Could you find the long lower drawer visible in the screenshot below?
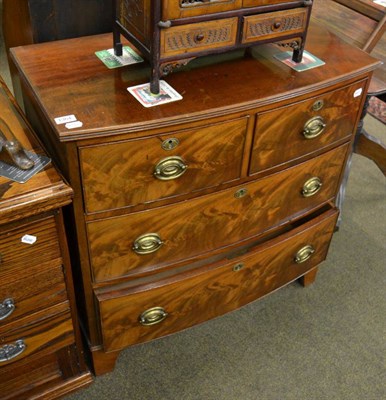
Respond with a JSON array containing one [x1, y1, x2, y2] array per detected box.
[[96, 207, 338, 352]]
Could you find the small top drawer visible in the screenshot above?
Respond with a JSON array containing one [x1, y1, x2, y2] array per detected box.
[[160, 17, 238, 57], [249, 80, 367, 175], [0, 216, 61, 276], [241, 8, 308, 44], [162, 0, 242, 20], [80, 118, 248, 213]]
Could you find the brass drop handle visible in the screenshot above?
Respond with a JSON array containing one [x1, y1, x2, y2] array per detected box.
[[139, 307, 168, 326], [133, 233, 163, 255], [294, 245, 315, 264], [302, 116, 326, 139], [0, 340, 26, 363], [0, 298, 15, 321], [301, 177, 322, 197], [154, 156, 187, 181]]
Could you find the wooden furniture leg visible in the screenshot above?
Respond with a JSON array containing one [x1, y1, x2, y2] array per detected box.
[[299, 267, 319, 287], [91, 348, 120, 376]]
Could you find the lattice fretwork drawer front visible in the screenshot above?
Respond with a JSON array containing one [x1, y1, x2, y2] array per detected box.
[[242, 8, 308, 43], [161, 18, 238, 57]]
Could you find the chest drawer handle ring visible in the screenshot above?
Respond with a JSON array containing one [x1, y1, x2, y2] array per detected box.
[[294, 245, 315, 264], [139, 307, 168, 326], [0, 298, 15, 321], [0, 340, 26, 363], [301, 177, 322, 197], [133, 233, 164, 255], [154, 156, 187, 180], [303, 116, 326, 139]]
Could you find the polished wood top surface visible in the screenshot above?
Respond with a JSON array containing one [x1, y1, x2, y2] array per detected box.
[[0, 78, 72, 223], [10, 23, 379, 142]]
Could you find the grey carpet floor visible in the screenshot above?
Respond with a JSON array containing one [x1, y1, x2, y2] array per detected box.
[[1, 4, 385, 398]]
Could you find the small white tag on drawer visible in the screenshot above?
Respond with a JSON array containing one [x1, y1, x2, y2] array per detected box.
[[21, 234, 37, 245], [65, 121, 83, 129], [54, 114, 77, 125], [354, 88, 363, 98]]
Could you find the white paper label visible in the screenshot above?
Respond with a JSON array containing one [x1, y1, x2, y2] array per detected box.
[[354, 88, 363, 98], [54, 114, 77, 125], [21, 234, 37, 245], [65, 121, 83, 129]]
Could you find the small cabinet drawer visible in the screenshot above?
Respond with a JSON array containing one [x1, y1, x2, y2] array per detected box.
[[96, 207, 338, 351], [242, 8, 308, 44], [0, 216, 61, 276], [249, 80, 367, 175], [0, 263, 67, 326], [80, 118, 248, 213], [243, 0, 295, 6], [87, 143, 348, 283], [160, 17, 238, 57], [0, 311, 74, 367], [162, 0, 242, 20]]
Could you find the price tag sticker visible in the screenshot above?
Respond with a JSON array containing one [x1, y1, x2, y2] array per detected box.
[[65, 121, 83, 129], [54, 115, 77, 125], [21, 234, 37, 245]]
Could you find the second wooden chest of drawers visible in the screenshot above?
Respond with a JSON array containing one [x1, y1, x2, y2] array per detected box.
[[0, 78, 92, 399]]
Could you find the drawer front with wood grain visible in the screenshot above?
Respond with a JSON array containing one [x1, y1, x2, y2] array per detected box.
[[249, 80, 367, 175], [96, 208, 338, 351], [0, 351, 63, 398], [80, 118, 248, 213], [161, 18, 238, 57], [162, 0, 242, 20], [0, 312, 74, 367], [242, 8, 308, 44], [0, 216, 61, 276], [87, 143, 348, 283], [0, 262, 67, 326]]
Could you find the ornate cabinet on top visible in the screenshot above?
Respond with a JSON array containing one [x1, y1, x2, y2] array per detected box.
[[113, 0, 313, 93]]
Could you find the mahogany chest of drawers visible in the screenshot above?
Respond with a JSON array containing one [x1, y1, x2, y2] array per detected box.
[[10, 23, 378, 375], [113, 0, 313, 93], [0, 79, 92, 398]]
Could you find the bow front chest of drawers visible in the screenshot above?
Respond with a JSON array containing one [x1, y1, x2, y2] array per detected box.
[[10, 23, 378, 375], [0, 79, 92, 398]]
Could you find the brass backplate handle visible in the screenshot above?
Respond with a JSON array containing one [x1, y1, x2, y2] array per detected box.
[[139, 307, 168, 326], [132, 233, 164, 255], [154, 156, 187, 181], [301, 177, 322, 197], [0, 340, 26, 363], [302, 116, 326, 139], [294, 245, 315, 264], [0, 298, 15, 321]]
